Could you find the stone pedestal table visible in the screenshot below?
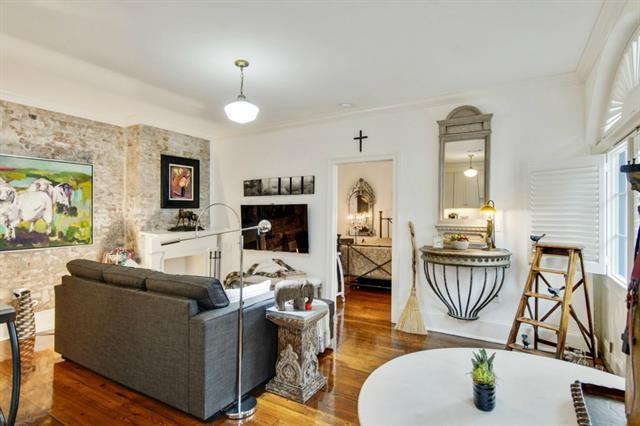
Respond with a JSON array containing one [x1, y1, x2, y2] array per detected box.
[[265, 302, 328, 402]]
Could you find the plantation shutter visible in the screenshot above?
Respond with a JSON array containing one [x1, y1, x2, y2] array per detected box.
[[529, 155, 606, 274]]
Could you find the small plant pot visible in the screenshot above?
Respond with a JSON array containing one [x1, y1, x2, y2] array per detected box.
[[451, 240, 469, 250], [473, 382, 496, 412]]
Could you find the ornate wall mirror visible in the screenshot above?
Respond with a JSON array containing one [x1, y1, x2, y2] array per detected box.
[[438, 106, 492, 222], [348, 178, 376, 236]]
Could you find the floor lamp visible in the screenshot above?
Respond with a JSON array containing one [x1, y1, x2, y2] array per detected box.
[[161, 202, 271, 419]]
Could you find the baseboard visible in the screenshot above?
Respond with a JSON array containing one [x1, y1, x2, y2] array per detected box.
[[0, 308, 55, 341], [423, 312, 589, 350]]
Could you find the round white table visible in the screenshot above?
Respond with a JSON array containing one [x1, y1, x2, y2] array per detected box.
[[358, 348, 624, 425]]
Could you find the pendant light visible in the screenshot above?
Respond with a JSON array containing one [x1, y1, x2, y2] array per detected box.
[[464, 154, 478, 178], [225, 59, 259, 124]]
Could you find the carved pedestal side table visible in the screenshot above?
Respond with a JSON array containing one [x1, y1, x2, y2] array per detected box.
[[0, 303, 20, 426], [265, 302, 328, 403]]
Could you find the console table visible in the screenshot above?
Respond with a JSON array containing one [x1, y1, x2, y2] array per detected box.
[[421, 246, 511, 320], [0, 304, 20, 426], [339, 239, 392, 289], [265, 302, 328, 403]]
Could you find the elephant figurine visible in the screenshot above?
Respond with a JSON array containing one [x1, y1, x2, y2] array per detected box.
[[274, 280, 315, 311]]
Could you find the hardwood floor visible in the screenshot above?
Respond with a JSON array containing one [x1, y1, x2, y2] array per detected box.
[[0, 288, 501, 425]]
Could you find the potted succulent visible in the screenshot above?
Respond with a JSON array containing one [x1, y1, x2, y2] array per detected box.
[[471, 349, 497, 411], [449, 233, 470, 250]]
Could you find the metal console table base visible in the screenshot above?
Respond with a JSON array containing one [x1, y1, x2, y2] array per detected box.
[[420, 246, 511, 321]]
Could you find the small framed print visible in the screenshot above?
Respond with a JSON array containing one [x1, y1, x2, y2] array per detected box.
[[291, 176, 302, 195], [302, 176, 315, 194], [161, 154, 200, 208], [280, 177, 292, 195]]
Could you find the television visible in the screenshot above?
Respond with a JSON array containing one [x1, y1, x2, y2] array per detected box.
[[241, 204, 309, 253]]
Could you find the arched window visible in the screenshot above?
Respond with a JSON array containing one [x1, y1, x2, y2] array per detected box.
[[603, 26, 639, 137]]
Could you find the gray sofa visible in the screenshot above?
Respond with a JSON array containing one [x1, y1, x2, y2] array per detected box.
[[55, 259, 278, 420]]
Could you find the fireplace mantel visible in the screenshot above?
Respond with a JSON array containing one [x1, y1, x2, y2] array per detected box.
[[139, 230, 219, 274]]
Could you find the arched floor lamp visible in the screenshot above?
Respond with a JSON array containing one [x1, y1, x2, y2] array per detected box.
[[162, 203, 271, 419]]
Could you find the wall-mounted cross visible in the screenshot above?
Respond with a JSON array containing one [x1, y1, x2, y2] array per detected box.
[[353, 130, 368, 152]]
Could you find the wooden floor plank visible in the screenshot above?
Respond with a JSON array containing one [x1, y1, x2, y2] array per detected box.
[[0, 287, 502, 425]]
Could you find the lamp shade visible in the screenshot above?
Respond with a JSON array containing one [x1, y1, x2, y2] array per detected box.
[[480, 200, 496, 218], [224, 98, 259, 124], [464, 168, 478, 178], [464, 154, 478, 178], [257, 219, 272, 234]]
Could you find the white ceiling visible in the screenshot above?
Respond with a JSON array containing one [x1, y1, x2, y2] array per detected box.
[[0, 1, 603, 132]]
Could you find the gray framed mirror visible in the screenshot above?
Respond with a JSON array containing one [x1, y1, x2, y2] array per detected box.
[[438, 106, 492, 222], [347, 178, 376, 236]]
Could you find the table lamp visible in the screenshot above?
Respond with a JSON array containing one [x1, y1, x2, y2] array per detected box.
[[480, 200, 496, 249]]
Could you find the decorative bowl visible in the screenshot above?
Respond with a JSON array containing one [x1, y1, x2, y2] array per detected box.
[[451, 240, 469, 250]]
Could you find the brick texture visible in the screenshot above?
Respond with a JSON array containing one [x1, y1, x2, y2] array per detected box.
[[0, 101, 210, 312]]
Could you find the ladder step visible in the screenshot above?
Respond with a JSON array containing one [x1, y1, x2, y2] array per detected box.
[[506, 343, 556, 358], [524, 291, 561, 302], [532, 266, 567, 275], [537, 337, 558, 348], [517, 317, 560, 332]]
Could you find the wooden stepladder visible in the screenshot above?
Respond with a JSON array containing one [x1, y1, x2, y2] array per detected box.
[[506, 243, 596, 365]]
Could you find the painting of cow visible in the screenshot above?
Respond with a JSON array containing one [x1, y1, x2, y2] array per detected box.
[[0, 154, 92, 251]]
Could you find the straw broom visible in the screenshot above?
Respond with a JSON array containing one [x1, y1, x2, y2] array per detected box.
[[395, 221, 428, 335]]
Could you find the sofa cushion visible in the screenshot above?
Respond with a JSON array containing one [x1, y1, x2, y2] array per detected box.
[[103, 265, 154, 290], [145, 273, 229, 310], [66, 259, 111, 282]]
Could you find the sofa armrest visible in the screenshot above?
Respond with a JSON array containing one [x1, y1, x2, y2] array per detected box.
[[188, 292, 277, 419]]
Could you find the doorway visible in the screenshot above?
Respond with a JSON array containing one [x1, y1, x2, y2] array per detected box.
[[329, 157, 396, 318]]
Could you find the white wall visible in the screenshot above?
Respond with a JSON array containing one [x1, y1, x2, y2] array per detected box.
[[212, 74, 590, 344], [337, 160, 393, 240]]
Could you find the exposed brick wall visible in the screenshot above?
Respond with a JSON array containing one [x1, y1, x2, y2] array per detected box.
[[125, 124, 210, 253], [0, 101, 210, 312]]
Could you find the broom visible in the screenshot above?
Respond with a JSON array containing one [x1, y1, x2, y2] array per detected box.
[[395, 221, 428, 335]]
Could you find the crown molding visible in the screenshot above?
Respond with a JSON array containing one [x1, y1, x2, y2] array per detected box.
[[215, 72, 582, 142], [0, 89, 129, 128], [576, 0, 629, 80]]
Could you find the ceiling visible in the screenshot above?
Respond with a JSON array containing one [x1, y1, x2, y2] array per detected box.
[[0, 1, 603, 132]]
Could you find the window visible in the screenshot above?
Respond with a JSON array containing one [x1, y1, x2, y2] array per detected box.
[[529, 156, 606, 274], [606, 140, 631, 284], [603, 27, 639, 137]]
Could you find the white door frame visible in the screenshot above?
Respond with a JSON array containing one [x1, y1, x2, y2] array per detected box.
[[325, 153, 398, 320]]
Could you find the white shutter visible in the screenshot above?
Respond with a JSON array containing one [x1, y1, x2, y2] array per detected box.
[[529, 155, 606, 274]]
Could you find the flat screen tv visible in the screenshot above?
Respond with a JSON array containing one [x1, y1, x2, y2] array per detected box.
[[241, 204, 309, 253]]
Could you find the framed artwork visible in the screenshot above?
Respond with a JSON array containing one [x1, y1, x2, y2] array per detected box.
[[161, 154, 200, 208], [0, 154, 93, 252], [243, 175, 315, 196], [291, 177, 302, 195], [302, 176, 315, 194]]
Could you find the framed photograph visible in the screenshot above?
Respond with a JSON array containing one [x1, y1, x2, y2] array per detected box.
[[244, 179, 262, 197], [0, 154, 93, 252], [280, 177, 292, 195], [291, 176, 302, 195], [161, 154, 200, 208], [302, 176, 315, 194], [268, 177, 280, 195]]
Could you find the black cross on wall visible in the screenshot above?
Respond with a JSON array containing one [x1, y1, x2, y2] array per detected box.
[[353, 130, 368, 152]]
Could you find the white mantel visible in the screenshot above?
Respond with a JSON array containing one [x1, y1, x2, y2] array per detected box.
[[139, 230, 219, 275]]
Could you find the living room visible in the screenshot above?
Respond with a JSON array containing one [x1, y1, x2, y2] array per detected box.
[[0, 1, 639, 425]]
